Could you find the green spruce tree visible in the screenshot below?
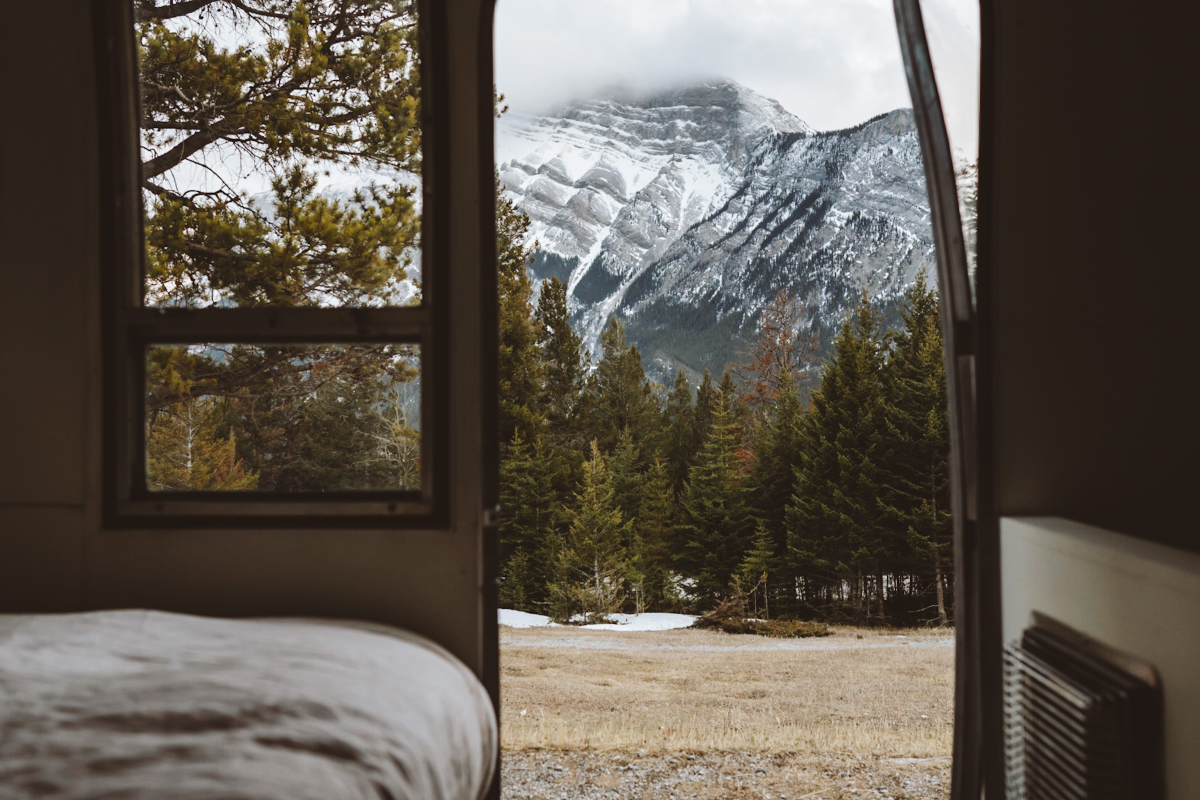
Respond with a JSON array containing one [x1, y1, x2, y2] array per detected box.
[[497, 184, 544, 448], [881, 271, 952, 624], [661, 370, 698, 494], [553, 441, 631, 622], [634, 456, 677, 612], [587, 318, 660, 454], [692, 369, 717, 456], [535, 276, 589, 440], [740, 522, 775, 619], [499, 433, 560, 612], [786, 291, 889, 623], [609, 428, 643, 535], [748, 371, 805, 615], [677, 404, 755, 608]]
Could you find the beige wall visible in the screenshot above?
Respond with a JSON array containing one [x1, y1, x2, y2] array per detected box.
[[1001, 518, 1200, 799], [0, 0, 495, 677]]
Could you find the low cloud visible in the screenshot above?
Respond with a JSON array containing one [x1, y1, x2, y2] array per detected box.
[[495, 0, 977, 152]]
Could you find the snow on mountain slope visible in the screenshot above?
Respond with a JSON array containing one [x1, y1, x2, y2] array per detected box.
[[496, 81, 934, 383]]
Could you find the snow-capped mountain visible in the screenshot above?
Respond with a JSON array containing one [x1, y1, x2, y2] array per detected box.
[[497, 80, 936, 384]]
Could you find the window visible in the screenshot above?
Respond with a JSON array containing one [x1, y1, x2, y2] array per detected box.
[[98, 0, 448, 526]]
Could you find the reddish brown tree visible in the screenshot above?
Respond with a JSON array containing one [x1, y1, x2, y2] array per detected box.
[[734, 289, 818, 414]]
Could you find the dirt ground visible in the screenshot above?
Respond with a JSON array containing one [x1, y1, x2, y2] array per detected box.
[[501, 750, 951, 800], [499, 624, 954, 799]]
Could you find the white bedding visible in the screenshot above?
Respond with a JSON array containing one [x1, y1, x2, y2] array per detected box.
[[0, 610, 496, 800]]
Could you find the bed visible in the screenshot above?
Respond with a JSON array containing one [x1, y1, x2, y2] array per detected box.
[[0, 610, 496, 800]]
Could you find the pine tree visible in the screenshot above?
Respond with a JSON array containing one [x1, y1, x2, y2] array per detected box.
[[661, 370, 698, 494], [139, 1, 420, 309], [609, 428, 643, 534], [717, 369, 752, 477], [691, 368, 717, 458], [786, 291, 889, 623], [634, 457, 677, 611], [740, 522, 775, 619], [677, 404, 755, 608], [880, 271, 952, 624], [496, 183, 544, 447], [535, 276, 588, 439], [587, 318, 660, 454], [140, 1, 424, 415], [748, 371, 805, 615], [498, 433, 560, 612], [553, 441, 631, 622]]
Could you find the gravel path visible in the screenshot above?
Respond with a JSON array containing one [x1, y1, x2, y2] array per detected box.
[[501, 749, 951, 799]]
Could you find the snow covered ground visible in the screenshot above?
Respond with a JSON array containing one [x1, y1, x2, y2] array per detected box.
[[498, 609, 696, 631]]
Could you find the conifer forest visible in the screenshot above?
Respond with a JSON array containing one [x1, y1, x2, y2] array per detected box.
[[497, 190, 953, 628]]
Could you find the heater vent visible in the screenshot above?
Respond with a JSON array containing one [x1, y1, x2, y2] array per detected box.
[[1003, 615, 1163, 800]]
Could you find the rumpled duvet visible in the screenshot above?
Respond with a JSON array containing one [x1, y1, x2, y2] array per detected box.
[[0, 610, 496, 800]]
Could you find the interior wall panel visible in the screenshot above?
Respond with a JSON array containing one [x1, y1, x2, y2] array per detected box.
[[0, 508, 86, 612], [1001, 517, 1200, 799], [0, 0, 96, 508], [989, 0, 1196, 550]]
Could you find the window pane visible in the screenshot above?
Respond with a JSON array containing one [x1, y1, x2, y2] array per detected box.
[[136, 2, 422, 308], [146, 343, 420, 491], [919, 0, 980, 282]]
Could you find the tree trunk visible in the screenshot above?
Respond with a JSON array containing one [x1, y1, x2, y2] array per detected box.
[[935, 561, 948, 626], [856, 566, 864, 625], [763, 574, 769, 621], [877, 570, 885, 625]]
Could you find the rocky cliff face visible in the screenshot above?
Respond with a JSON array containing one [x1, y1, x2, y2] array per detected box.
[[497, 81, 935, 384]]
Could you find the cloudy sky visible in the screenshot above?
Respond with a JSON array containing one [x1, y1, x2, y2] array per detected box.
[[495, 0, 978, 156]]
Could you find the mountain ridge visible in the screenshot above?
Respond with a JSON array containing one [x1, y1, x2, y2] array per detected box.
[[498, 81, 935, 384]]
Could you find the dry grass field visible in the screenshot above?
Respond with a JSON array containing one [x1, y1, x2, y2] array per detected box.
[[499, 623, 955, 799]]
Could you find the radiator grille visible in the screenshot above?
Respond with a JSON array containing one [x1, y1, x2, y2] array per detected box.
[[1003, 617, 1162, 800]]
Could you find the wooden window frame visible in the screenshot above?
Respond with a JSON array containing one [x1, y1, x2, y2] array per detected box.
[[94, 0, 452, 529]]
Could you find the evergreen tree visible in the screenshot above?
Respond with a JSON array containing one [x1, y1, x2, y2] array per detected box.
[[661, 370, 698, 494], [535, 276, 588, 439], [496, 183, 543, 447], [748, 371, 805, 615], [786, 291, 889, 623], [499, 433, 560, 612], [677, 404, 755, 607], [553, 441, 631, 622], [691, 368, 717, 457], [163, 344, 416, 492], [740, 522, 775, 619], [881, 272, 952, 624], [140, 1, 424, 414], [281, 374, 386, 490], [609, 428, 643, 534], [634, 456, 677, 611], [717, 369, 752, 476], [586, 318, 659, 454]]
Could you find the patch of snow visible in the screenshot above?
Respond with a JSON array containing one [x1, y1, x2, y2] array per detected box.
[[498, 609, 557, 628], [580, 613, 697, 632], [498, 610, 696, 631]]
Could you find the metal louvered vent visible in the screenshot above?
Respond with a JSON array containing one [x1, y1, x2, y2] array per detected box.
[[1003, 614, 1163, 800]]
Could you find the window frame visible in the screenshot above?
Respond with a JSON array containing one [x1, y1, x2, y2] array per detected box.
[[95, 0, 450, 529], [893, 1, 999, 799]]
